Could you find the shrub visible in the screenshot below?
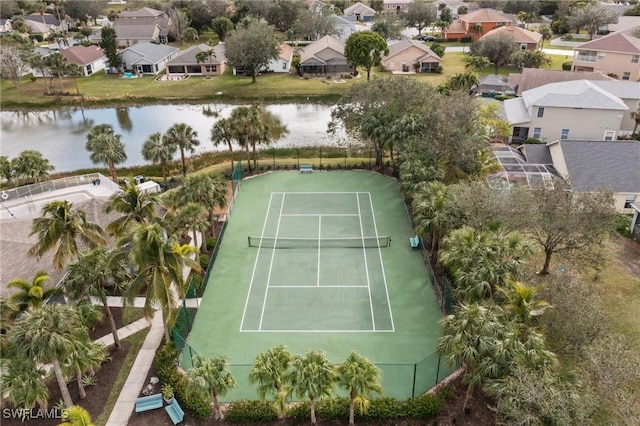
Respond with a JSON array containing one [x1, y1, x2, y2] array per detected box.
[[317, 397, 349, 421], [461, 36, 472, 43], [287, 401, 311, 423], [523, 138, 542, 144], [199, 253, 210, 270], [562, 61, 572, 71], [205, 236, 217, 251], [359, 397, 407, 420], [615, 214, 632, 237], [32, 34, 43, 42], [437, 385, 455, 401], [435, 37, 445, 43], [435, 65, 444, 74], [446, 37, 458, 42], [225, 400, 278, 423], [405, 393, 445, 419]]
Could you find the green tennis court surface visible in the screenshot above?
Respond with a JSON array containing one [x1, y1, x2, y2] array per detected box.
[[186, 171, 448, 400]]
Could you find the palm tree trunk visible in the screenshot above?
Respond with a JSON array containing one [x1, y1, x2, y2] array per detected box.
[[181, 148, 187, 176], [252, 142, 257, 169], [227, 142, 234, 171], [463, 383, 473, 413], [540, 249, 553, 275], [349, 397, 355, 425], [209, 209, 216, 238], [161, 163, 167, 182], [102, 296, 120, 349], [213, 393, 222, 420], [245, 142, 252, 173], [108, 162, 118, 182], [310, 397, 317, 425], [52, 358, 74, 408], [75, 366, 87, 399]]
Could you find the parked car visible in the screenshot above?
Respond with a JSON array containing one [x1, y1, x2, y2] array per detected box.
[[416, 35, 436, 41]]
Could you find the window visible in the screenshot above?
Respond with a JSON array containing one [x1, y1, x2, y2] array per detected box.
[[205, 65, 217, 73], [533, 127, 542, 138], [623, 72, 631, 80], [603, 130, 616, 141], [520, 43, 527, 50], [85, 65, 92, 75], [282, 61, 286, 70], [597, 52, 606, 60], [632, 55, 639, 63], [561, 129, 570, 140], [537, 107, 545, 117], [624, 196, 636, 209]]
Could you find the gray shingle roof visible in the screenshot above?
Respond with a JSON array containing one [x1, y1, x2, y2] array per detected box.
[[558, 140, 640, 192], [114, 23, 159, 39], [590, 80, 640, 101], [166, 43, 226, 65], [385, 39, 441, 61], [344, 2, 376, 16], [522, 80, 628, 110], [519, 144, 553, 165], [507, 68, 613, 96], [122, 42, 179, 65], [502, 97, 530, 125], [299, 35, 345, 64]]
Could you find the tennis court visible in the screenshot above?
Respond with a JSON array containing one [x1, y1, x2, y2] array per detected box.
[[186, 171, 448, 400]]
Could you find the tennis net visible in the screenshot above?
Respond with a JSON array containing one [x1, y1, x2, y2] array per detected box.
[[247, 236, 391, 248]]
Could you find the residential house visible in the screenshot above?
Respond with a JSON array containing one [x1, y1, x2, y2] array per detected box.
[[331, 15, 356, 42], [502, 79, 638, 143], [507, 68, 613, 96], [443, 8, 513, 41], [480, 25, 542, 51], [264, 43, 294, 73], [471, 75, 516, 96], [298, 35, 354, 77], [165, 43, 226, 77], [572, 27, 640, 81], [60, 45, 107, 76], [605, 16, 640, 34], [490, 141, 640, 213], [113, 7, 170, 46], [22, 12, 60, 27], [121, 42, 179, 75], [304, 0, 329, 13], [383, 0, 412, 14], [382, 39, 442, 73], [343, 2, 376, 22], [433, 0, 467, 19]]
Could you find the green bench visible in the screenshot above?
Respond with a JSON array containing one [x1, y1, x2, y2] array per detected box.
[[134, 393, 163, 412], [300, 164, 313, 173], [409, 235, 420, 249], [165, 399, 185, 424]]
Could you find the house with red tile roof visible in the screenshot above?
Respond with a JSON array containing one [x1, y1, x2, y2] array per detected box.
[[480, 25, 542, 50], [60, 45, 106, 76], [572, 27, 640, 81], [443, 8, 513, 41]]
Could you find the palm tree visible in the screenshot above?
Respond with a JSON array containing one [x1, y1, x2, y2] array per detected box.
[[0, 357, 49, 410], [65, 338, 106, 399], [195, 49, 216, 78], [336, 351, 383, 425], [104, 179, 161, 236], [62, 248, 130, 349], [11, 150, 54, 184], [6, 304, 88, 408], [227, 106, 263, 173], [142, 132, 176, 182], [497, 281, 551, 331], [29, 201, 105, 270], [176, 172, 227, 237], [253, 107, 288, 169], [210, 118, 236, 172], [539, 27, 553, 49], [412, 181, 451, 255], [7, 271, 60, 314], [186, 355, 237, 420], [120, 222, 200, 342], [172, 202, 209, 251], [437, 303, 510, 413], [249, 345, 293, 418], [360, 109, 392, 168], [86, 124, 127, 182], [631, 104, 640, 135], [163, 123, 200, 177], [288, 350, 336, 425]]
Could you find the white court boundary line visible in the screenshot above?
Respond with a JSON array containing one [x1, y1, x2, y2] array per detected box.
[[317, 215, 321, 287], [241, 191, 394, 333], [258, 193, 286, 331], [356, 192, 376, 331], [239, 193, 275, 331], [269, 285, 369, 288]]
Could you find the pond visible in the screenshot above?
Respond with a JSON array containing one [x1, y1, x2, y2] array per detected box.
[[0, 103, 349, 172]]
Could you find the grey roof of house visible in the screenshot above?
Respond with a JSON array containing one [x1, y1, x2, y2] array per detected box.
[[344, 2, 376, 16], [502, 97, 530, 125], [166, 43, 226, 65], [522, 80, 628, 110], [590, 80, 640, 101], [385, 39, 441, 61], [472, 74, 516, 95], [60, 45, 105, 65], [507, 68, 613, 95], [519, 144, 553, 165], [119, 7, 165, 18], [23, 13, 59, 26], [557, 140, 640, 192], [113, 23, 159, 39], [299, 35, 345, 64], [122, 42, 179, 64]]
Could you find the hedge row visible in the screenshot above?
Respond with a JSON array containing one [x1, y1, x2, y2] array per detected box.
[[224, 394, 446, 424]]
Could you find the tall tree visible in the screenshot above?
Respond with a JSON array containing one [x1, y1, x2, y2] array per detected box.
[[211, 16, 234, 42], [167, 7, 192, 43], [631, 103, 640, 135], [344, 30, 389, 81], [288, 350, 336, 425], [29, 201, 105, 270], [412, 181, 454, 255], [85, 124, 127, 182], [227, 105, 264, 173], [567, 3, 617, 40], [0, 358, 49, 410], [64, 0, 107, 24], [7, 271, 60, 315], [0, 41, 33, 88], [249, 345, 293, 419], [510, 49, 551, 69], [225, 20, 280, 83], [406, 0, 437, 36], [6, 304, 88, 408], [265, 0, 302, 33], [0, 155, 13, 184], [195, 48, 216, 78], [186, 355, 237, 420], [470, 32, 516, 74], [104, 179, 160, 236], [43, 52, 69, 93], [119, 222, 199, 342], [142, 132, 177, 182], [61, 248, 130, 349], [99, 27, 122, 73], [11, 150, 54, 184], [163, 123, 200, 177], [175, 172, 227, 236], [295, 7, 338, 41], [171, 202, 209, 250], [371, 14, 405, 41], [336, 351, 382, 426], [210, 117, 236, 171]]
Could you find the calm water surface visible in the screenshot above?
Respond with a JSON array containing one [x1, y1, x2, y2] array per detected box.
[[0, 103, 345, 172]]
